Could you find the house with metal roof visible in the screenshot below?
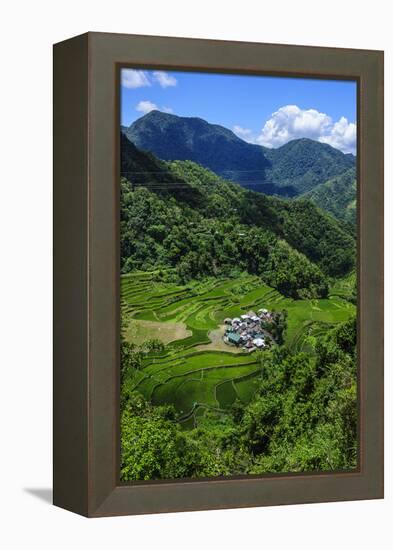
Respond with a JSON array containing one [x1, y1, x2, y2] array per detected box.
[[223, 307, 275, 352], [227, 332, 243, 345], [252, 337, 265, 348]]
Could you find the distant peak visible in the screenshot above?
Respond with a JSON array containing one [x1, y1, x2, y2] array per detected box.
[[139, 110, 230, 127], [275, 137, 347, 154], [141, 109, 176, 119], [282, 137, 318, 146]]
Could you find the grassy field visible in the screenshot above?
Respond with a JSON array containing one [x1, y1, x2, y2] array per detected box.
[[125, 318, 191, 345], [121, 271, 355, 428]]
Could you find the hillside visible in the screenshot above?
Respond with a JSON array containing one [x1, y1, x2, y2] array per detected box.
[[263, 138, 355, 194], [122, 111, 356, 195], [120, 274, 356, 478], [306, 167, 357, 223], [120, 136, 356, 295], [123, 110, 270, 189], [119, 135, 358, 481], [120, 132, 207, 208]]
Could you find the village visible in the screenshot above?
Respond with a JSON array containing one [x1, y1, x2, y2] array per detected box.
[[223, 308, 275, 353]]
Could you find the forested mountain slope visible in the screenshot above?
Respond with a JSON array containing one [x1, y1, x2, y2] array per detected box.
[[119, 133, 358, 481], [306, 167, 357, 223], [120, 136, 356, 297], [123, 110, 269, 188], [263, 138, 355, 194], [122, 111, 356, 195]]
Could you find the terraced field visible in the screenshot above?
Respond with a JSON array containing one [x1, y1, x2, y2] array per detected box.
[[121, 271, 355, 428]]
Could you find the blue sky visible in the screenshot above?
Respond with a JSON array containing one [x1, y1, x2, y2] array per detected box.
[[120, 69, 357, 154]]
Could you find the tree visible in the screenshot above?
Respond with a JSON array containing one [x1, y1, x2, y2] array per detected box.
[[121, 401, 193, 481]]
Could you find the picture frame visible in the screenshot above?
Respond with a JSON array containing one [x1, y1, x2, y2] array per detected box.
[[53, 32, 384, 517]]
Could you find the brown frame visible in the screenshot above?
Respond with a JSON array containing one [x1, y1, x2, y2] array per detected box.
[[53, 32, 384, 517]]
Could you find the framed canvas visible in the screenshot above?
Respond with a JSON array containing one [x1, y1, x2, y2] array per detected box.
[[53, 32, 384, 517]]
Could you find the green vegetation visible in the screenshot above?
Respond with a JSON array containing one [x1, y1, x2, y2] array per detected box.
[[119, 137, 358, 481], [121, 315, 357, 479], [263, 137, 355, 194], [123, 110, 269, 188], [120, 269, 356, 479], [306, 167, 357, 224], [121, 148, 355, 296], [267, 197, 355, 277], [330, 271, 357, 305]]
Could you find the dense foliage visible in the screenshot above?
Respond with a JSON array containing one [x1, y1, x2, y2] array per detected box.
[[267, 198, 355, 276], [263, 138, 355, 194], [306, 167, 357, 224], [120, 143, 355, 297], [119, 133, 358, 481], [120, 316, 357, 479]]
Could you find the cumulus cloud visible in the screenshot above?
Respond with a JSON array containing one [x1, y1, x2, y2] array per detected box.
[[136, 100, 158, 114], [121, 69, 151, 89], [153, 71, 177, 88], [233, 105, 356, 154], [135, 101, 174, 116], [233, 125, 255, 141], [318, 116, 357, 154], [257, 105, 356, 154], [121, 69, 178, 90]]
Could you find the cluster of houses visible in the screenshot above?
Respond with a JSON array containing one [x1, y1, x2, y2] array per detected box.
[[223, 308, 274, 353]]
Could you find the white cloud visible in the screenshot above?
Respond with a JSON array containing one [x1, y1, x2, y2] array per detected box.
[[153, 71, 177, 88], [136, 100, 158, 114], [121, 69, 177, 90], [254, 105, 356, 154], [318, 116, 357, 154], [233, 125, 255, 142], [135, 101, 175, 116], [121, 69, 151, 89]]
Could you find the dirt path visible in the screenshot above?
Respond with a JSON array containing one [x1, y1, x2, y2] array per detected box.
[[195, 325, 243, 354]]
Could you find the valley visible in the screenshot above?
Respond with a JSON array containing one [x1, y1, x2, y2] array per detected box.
[[123, 110, 356, 200], [121, 271, 355, 429], [119, 106, 358, 480]]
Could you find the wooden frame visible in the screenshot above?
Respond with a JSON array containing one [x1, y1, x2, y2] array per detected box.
[[53, 32, 384, 517]]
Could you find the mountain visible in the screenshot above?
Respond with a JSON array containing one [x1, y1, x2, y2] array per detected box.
[[263, 139, 356, 194], [123, 110, 272, 190], [120, 136, 356, 283], [120, 132, 206, 208], [305, 168, 357, 224], [122, 111, 356, 196]]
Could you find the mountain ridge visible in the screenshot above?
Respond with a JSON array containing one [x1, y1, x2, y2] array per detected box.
[[306, 167, 357, 223], [122, 110, 356, 196], [123, 110, 271, 190], [120, 137, 356, 283]]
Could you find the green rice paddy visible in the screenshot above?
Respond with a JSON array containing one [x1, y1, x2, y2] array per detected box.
[[121, 271, 355, 428]]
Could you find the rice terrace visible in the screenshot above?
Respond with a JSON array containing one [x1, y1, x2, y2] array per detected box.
[[121, 271, 355, 429], [119, 68, 358, 481]]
